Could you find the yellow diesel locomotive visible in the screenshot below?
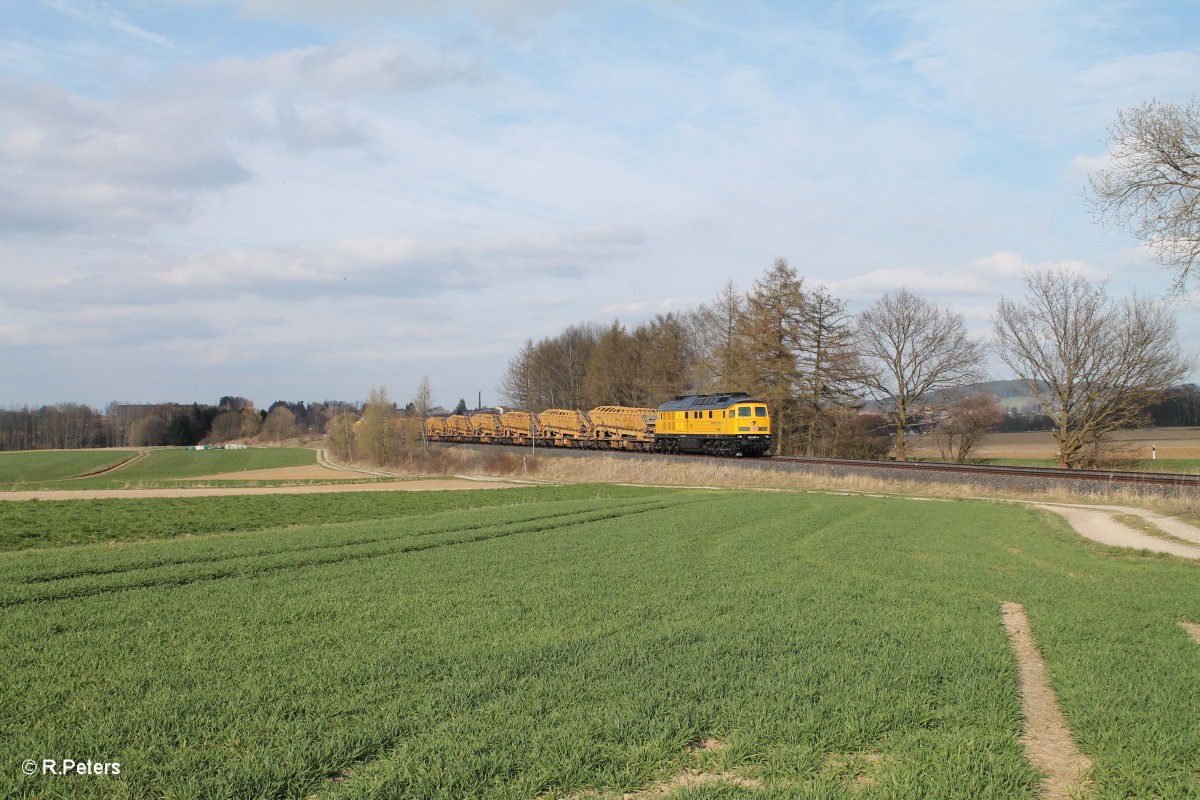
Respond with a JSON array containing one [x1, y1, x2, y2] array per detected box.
[[654, 392, 771, 456], [424, 392, 771, 457]]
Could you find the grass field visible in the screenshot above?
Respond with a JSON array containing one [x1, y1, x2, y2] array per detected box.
[[0, 447, 319, 490], [3, 485, 1198, 799], [0, 486, 630, 550], [0, 450, 137, 484]]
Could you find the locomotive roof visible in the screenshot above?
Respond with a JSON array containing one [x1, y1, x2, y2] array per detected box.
[[657, 393, 764, 411]]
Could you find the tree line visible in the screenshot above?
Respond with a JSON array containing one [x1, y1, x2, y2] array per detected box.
[[499, 260, 1193, 467], [0, 397, 354, 451]]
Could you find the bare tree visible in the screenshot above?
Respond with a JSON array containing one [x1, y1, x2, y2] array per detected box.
[[581, 323, 640, 408], [993, 270, 1193, 468], [691, 280, 746, 392], [1087, 98, 1200, 294], [934, 393, 1005, 464], [209, 411, 243, 443], [794, 285, 866, 456], [262, 406, 298, 444], [858, 289, 986, 461], [499, 341, 539, 410], [413, 376, 433, 451], [326, 411, 356, 462], [736, 258, 806, 453], [358, 387, 396, 465]]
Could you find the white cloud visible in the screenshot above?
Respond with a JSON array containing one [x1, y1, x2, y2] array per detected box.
[[41, 0, 172, 47], [830, 252, 1109, 302]]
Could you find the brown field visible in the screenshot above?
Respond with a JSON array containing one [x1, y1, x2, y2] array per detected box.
[[910, 427, 1200, 460], [184, 464, 378, 481]]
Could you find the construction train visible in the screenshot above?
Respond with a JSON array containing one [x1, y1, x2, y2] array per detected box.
[[426, 392, 772, 457]]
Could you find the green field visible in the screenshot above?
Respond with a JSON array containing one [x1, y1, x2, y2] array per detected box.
[[0, 450, 137, 484], [0, 447, 319, 490], [0, 486, 633, 550], [2, 486, 1198, 799]]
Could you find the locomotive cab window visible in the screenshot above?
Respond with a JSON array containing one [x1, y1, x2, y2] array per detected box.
[[755, 406, 766, 417], [738, 407, 751, 417]]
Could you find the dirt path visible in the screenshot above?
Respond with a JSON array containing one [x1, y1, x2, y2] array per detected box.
[[314, 447, 408, 478], [1034, 503, 1200, 559], [0, 478, 529, 501], [1001, 602, 1092, 799], [184, 464, 377, 481]]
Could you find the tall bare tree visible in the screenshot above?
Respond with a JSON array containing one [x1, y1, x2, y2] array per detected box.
[[358, 386, 395, 465], [581, 323, 640, 408], [413, 376, 433, 451], [736, 258, 806, 453], [993, 270, 1193, 468], [535, 323, 603, 408], [1087, 98, 1200, 294], [858, 289, 986, 461], [499, 340, 539, 410], [632, 313, 696, 405], [794, 285, 866, 456], [262, 406, 298, 444], [691, 280, 746, 393]]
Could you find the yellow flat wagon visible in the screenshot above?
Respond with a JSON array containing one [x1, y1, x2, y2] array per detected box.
[[588, 406, 656, 450]]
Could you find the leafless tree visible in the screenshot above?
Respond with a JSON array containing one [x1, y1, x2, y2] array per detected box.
[[127, 415, 169, 447], [413, 376, 433, 451], [691, 280, 746, 392], [993, 270, 1193, 468], [858, 289, 987, 461], [209, 411, 243, 443], [794, 285, 867, 456], [357, 387, 396, 464], [934, 393, 1006, 464], [262, 406, 298, 444], [326, 411, 356, 462], [1087, 98, 1200, 294], [499, 340, 539, 410], [736, 258, 806, 453]]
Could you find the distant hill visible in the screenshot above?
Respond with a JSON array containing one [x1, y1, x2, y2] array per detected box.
[[969, 379, 1039, 399]]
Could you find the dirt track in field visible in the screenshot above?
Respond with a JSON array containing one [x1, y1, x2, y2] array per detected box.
[[1036, 503, 1200, 559], [1001, 602, 1093, 799], [0, 478, 530, 501], [184, 464, 377, 481]]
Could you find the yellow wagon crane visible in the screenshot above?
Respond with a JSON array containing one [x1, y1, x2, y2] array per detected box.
[[536, 409, 592, 446], [470, 412, 502, 443], [499, 411, 536, 445], [425, 416, 448, 440], [588, 406, 656, 450]]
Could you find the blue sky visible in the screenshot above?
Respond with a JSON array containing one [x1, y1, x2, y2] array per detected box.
[[2, 0, 1198, 409]]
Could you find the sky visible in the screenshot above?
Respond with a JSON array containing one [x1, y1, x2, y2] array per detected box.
[[2, 0, 1198, 410]]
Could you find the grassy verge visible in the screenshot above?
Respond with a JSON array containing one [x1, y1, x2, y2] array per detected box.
[[2, 488, 1198, 798]]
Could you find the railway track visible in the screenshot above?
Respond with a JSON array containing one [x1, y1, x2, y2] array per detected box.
[[768, 456, 1200, 489], [440, 441, 1199, 495]]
